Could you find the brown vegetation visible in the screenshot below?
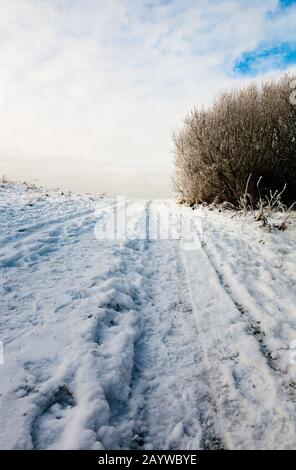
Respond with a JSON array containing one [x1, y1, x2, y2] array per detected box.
[[173, 74, 296, 207]]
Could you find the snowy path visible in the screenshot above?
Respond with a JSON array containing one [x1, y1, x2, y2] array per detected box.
[[1, 183, 296, 450], [117, 238, 204, 450]]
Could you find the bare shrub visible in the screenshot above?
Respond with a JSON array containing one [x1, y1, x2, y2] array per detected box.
[[173, 73, 296, 206]]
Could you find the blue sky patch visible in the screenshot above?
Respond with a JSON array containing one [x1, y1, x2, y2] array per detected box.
[[234, 43, 296, 76], [278, 0, 296, 8]]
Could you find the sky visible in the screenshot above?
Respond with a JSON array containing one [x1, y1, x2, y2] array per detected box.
[[0, 0, 296, 197]]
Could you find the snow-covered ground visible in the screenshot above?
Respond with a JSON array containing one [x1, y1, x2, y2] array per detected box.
[[1, 182, 296, 450]]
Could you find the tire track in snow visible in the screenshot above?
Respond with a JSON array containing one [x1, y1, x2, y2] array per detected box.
[[0, 206, 95, 247], [202, 242, 277, 367], [201, 239, 296, 384], [199, 239, 296, 434], [182, 228, 296, 449], [124, 240, 203, 449], [110, 203, 224, 450], [0, 194, 115, 268]]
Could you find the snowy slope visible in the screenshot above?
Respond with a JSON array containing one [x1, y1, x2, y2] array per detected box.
[[1, 182, 296, 450]]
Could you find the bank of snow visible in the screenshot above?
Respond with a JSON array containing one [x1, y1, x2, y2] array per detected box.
[[1, 182, 296, 450]]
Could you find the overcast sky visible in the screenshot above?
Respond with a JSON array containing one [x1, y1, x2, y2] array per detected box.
[[0, 0, 296, 197]]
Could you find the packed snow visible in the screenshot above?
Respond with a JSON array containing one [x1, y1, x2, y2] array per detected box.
[[1, 182, 296, 450]]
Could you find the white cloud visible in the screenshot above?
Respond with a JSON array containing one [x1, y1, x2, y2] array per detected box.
[[0, 0, 295, 197]]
